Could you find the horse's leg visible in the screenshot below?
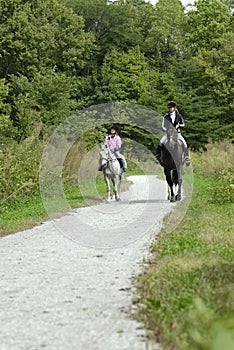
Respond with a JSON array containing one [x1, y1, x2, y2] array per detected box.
[[176, 166, 182, 201], [113, 176, 120, 201], [105, 176, 111, 202], [167, 184, 170, 200], [117, 170, 123, 197], [164, 169, 175, 202]]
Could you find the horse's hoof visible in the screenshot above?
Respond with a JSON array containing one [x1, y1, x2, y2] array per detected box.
[[170, 196, 176, 203], [176, 195, 182, 201]]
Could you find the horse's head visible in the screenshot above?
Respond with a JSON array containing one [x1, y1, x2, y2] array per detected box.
[[99, 144, 116, 168], [166, 126, 178, 149], [99, 144, 108, 167]]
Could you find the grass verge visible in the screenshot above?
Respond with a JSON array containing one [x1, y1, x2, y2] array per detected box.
[[0, 175, 110, 237], [0, 168, 142, 238], [135, 173, 234, 350]]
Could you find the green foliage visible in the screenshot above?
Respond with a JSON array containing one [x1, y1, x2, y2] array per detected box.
[[0, 0, 94, 78], [0, 0, 233, 149], [144, 0, 187, 69], [97, 46, 150, 103], [192, 141, 234, 204], [64, 0, 142, 61], [209, 171, 234, 205], [186, 0, 230, 52], [0, 130, 44, 208], [0, 79, 17, 141], [194, 32, 234, 131], [9, 71, 77, 139]]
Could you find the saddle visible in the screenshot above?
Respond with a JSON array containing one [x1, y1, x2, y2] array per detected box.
[[159, 139, 184, 165]]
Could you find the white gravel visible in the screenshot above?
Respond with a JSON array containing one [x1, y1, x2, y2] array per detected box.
[[0, 175, 173, 350]]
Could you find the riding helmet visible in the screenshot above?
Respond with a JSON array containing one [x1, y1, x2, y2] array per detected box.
[[110, 124, 120, 133], [168, 101, 177, 108]]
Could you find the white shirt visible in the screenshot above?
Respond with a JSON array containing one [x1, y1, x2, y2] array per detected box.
[[170, 111, 176, 124]]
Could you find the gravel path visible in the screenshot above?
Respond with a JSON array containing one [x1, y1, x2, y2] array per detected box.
[[0, 175, 173, 350]]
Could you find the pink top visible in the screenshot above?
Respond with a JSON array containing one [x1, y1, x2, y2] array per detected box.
[[104, 134, 122, 152]]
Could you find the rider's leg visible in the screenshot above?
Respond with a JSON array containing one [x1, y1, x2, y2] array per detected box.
[[115, 151, 127, 171], [177, 134, 191, 166], [156, 134, 166, 164], [98, 157, 102, 171]]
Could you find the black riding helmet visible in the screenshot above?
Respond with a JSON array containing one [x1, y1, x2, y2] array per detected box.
[[168, 101, 177, 108], [110, 124, 120, 133]]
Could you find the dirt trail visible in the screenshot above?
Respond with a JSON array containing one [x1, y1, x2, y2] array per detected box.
[[0, 175, 172, 350]]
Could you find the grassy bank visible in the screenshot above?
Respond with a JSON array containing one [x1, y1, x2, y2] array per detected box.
[[0, 164, 143, 237], [0, 178, 108, 237], [136, 141, 234, 350]]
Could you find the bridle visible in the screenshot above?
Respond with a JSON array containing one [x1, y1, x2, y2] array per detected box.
[[100, 146, 117, 168]]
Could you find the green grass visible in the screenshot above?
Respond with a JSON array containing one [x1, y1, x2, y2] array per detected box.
[[0, 166, 143, 237], [0, 177, 107, 237], [136, 173, 234, 350]]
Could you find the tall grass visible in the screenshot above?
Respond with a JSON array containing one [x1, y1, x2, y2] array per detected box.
[[0, 133, 141, 236], [136, 140, 234, 350], [0, 135, 94, 236]]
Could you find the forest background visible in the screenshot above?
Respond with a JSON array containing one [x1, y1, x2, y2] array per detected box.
[[0, 0, 233, 208]]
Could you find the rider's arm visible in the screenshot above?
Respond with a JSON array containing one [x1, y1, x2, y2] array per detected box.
[[178, 114, 185, 128], [114, 135, 122, 151], [104, 135, 110, 146], [162, 117, 167, 131]]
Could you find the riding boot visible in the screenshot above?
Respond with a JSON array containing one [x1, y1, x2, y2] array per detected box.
[[98, 158, 103, 171], [184, 147, 191, 166], [155, 144, 163, 166]]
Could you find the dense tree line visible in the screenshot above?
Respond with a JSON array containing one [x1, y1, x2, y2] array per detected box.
[[0, 0, 233, 150]]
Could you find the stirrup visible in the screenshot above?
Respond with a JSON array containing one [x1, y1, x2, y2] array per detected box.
[[184, 156, 191, 166]]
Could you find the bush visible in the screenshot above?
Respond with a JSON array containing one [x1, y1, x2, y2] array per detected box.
[[0, 131, 44, 209]]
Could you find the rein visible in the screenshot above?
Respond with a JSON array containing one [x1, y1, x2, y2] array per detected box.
[[100, 146, 118, 168], [166, 128, 178, 149]]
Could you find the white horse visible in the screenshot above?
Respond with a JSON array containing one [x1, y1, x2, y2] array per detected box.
[[99, 144, 123, 202]]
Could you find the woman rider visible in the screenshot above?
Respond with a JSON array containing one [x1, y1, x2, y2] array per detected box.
[[155, 101, 191, 166], [98, 124, 127, 171]]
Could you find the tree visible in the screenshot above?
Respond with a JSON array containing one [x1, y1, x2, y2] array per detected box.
[[0, 0, 94, 79], [96, 46, 150, 103], [194, 32, 234, 137], [0, 79, 16, 143], [221, 0, 234, 13], [144, 0, 187, 70], [186, 0, 230, 53], [63, 0, 141, 64], [9, 71, 77, 140]]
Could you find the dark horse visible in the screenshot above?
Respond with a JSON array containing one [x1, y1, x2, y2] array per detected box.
[[162, 126, 183, 202]]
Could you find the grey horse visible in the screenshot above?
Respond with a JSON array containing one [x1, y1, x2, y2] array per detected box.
[[99, 144, 123, 202]]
